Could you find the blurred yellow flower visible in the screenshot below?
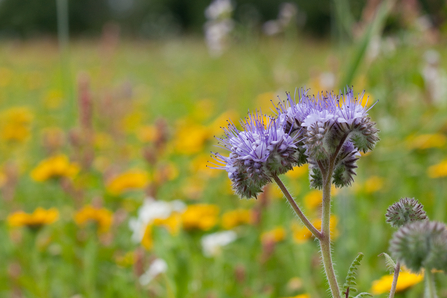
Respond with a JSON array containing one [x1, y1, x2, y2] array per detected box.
[[407, 133, 446, 150], [43, 89, 64, 109], [209, 110, 239, 136], [181, 204, 220, 231], [361, 92, 374, 107], [261, 227, 286, 243], [153, 212, 182, 235], [292, 216, 339, 243], [31, 154, 80, 182], [0, 107, 33, 143], [74, 205, 113, 233], [285, 164, 308, 179], [8, 207, 59, 229], [281, 294, 310, 298], [371, 271, 423, 294], [304, 190, 322, 210], [428, 159, 447, 178], [256, 92, 276, 111], [137, 125, 157, 143], [364, 176, 384, 193], [141, 224, 153, 250], [221, 209, 254, 229], [174, 120, 210, 155], [107, 170, 149, 195], [190, 154, 217, 177]]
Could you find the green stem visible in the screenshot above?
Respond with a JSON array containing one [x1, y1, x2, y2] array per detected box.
[[273, 175, 322, 240], [320, 173, 341, 298], [425, 269, 438, 298], [388, 261, 400, 298]]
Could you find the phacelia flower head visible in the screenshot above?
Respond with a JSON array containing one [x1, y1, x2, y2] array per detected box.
[[276, 87, 379, 189], [210, 111, 299, 198], [390, 220, 447, 272], [386, 198, 428, 228]]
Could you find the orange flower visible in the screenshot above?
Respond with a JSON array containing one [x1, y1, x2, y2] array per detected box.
[[74, 205, 113, 233], [107, 170, 149, 195], [8, 208, 59, 229], [31, 154, 79, 182]]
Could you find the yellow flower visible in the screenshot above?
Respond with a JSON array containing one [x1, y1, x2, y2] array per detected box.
[[285, 164, 308, 179], [209, 110, 239, 136], [7, 208, 59, 229], [153, 212, 182, 235], [364, 176, 384, 193], [304, 190, 322, 210], [190, 154, 217, 177], [371, 271, 423, 295], [31, 154, 80, 182], [174, 120, 210, 155], [292, 216, 339, 243], [221, 209, 254, 229], [428, 159, 447, 178], [407, 133, 446, 150], [141, 224, 153, 250], [261, 227, 286, 243], [107, 170, 149, 195], [281, 294, 310, 298], [181, 204, 220, 231], [256, 92, 276, 111], [74, 205, 113, 233], [0, 107, 33, 143], [137, 125, 157, 143]]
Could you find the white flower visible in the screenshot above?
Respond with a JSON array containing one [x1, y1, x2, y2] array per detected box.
[[139, 258, 168, 286], [205, 0, 233, 20], [129, 197, 186, 242], [201, 230, 237, 257]]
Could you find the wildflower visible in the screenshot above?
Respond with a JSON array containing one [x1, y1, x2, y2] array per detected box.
[[74, 205, 113, 233], [153, 212, 182, 235], [304, 190, 322, 210], [141, 224, 154, 250], [390, 221, 447, 272], [129, 198, 186, 243], [385, 198, 428, 228], [174, 120, 210, 155], [201, 230, 237, 257], [281, 294, 310, 298], [30, 154, 79, 182], [407, 133, 446, 150], [107, 170, 149, 195], [427, 159, 447, 178], [7, 208, 59, 230], [139, 258, 168, 286], [211, 112, 299, 198], [261, 227, 286, 243], [221, 209, 254, 229], [204, 0, 234, 57], [364, 176, 384, 193], [371, 271, 423, 294], [0, 107, 33, 143], [276, 88, 378, 189], [181, 204, 220, 231]]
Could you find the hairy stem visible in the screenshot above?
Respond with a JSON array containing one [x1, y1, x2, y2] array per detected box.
[[388, 261, 400, 298], [273, 175, 322, 240], [425, 269, 438, 298], [320, 172, 341, 298]]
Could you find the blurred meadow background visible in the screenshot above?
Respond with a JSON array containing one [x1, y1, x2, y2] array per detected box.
[[0, 0, 447, 297]]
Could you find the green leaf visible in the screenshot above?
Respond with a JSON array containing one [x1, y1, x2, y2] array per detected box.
[[342, 253, 364, 298], [354, 293, 373, 298], [379, 252, 397, 274]]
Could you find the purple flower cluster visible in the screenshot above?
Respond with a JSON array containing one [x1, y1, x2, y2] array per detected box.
[[211, 88, 379, 198]]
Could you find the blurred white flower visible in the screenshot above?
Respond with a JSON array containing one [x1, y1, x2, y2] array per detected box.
[[139, 258, 168, 286], [129, 197, 185, 242], [201, 230, 237, 257], [204, 0, 234, 57], [422, 49, 447, 106], [263, 2, 305, 36]]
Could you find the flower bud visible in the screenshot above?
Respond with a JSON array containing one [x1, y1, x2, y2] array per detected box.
[[385, 198, 428, 228], [390, 221, 447, 272]]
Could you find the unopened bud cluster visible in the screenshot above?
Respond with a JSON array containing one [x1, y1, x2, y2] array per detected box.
[[211, 88, 379, 198], [390, 220, 447, 272], [385, 198, 428, 228]]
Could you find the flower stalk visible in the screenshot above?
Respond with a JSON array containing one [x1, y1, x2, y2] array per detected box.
[[388, 261, 400, 298], [424, 269, 437, 298]]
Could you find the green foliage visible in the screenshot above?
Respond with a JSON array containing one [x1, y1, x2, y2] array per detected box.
[[379, 252, 397, 274], [342, 253, 367, 298]]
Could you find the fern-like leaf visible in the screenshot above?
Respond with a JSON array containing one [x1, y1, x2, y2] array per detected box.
[[342, 253, 364, 298], [354, 293, 373, 298], [379, 252, 397, 274]]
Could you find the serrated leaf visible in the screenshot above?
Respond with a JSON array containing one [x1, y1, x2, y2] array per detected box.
[[342, 253, 364, 298], [379, 252, 397, 274], [354, 293, 373, 298]]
